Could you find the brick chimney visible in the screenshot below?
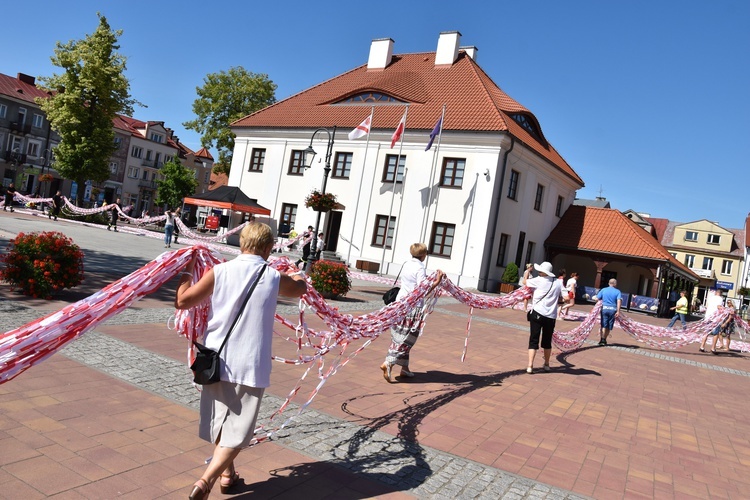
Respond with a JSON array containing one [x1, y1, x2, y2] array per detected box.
[[367, 38, 394, 70], [17, 73, 36, 85], [435, 31, 462, 66]]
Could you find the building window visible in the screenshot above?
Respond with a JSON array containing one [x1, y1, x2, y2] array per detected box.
[[515, 231, 526, 267], [127, 167, 139, 178], [382, 155, 405, 183], [555, 196, 564, 217], [142, 169, 149, 180], [534, 184, 544, 212], [525, 241, 535, 267], [109, 162, 118, 174], [32, 114, 44, 128], [702, 257, 713, 270], [281, 203, 298, 227], [684, 231, 698, 242], [496, 233, 510, 267], [114, 137, 122, 149], [430, 222, 455, 258], [684, 254, 694, 267], [149, 132, 164, 143], [670, 252, 677, 258], [26, 141, 40, 157], [372, 215, 396, 248], [131, 146, 143, 158], [288, 150, 304, 175], [0, 104, 6, 118], [332, 152, 352, 179], [440, 158, 465, 187], [249, 148, 265, 172], [707, 234, 720, 245], [721, 260, 732, 275], [507, 170, 519, 200]]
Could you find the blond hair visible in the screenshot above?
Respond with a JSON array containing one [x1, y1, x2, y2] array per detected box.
[[410, 243, 428, 258], [239, 222, 274, 253]]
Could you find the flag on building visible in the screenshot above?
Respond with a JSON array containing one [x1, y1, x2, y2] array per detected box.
[[348, 113, 372, 140], [425, 116, 443, 151], [390, 110, 407, 148]]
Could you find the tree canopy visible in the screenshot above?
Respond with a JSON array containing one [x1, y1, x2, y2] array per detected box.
[[183, 67, 276, 172], [155, 157, 198, 210], [36, 14, 140, 204]]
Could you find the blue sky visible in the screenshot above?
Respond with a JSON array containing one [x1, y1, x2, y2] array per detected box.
[[3, 1, 748, 228]]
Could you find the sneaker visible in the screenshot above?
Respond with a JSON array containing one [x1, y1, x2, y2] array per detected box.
[[543, 364, 551, 372], [526, 367, 533, 374], [598, 338, 607, 346]]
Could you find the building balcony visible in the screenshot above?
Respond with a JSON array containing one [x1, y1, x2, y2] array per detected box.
[[141, 158, 155, 167], [3, 150, 27, 164], [9, 122, 32, 134], [138, 179, 158, 189]]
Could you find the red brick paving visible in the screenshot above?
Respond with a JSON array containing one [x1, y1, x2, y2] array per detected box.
[[3, 231, 750, 498]]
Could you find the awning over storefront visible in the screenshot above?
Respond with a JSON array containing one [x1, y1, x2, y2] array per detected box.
[[183, 186, 271, 215]]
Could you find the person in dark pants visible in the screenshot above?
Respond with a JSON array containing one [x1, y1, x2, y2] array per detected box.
[[49, 191, 63, 221], [295, 226, 314, 268], [3, 183, 16, 212], [107, 198, 122, 231], [276, 216, 291, 253], [522, 261, 563, 373]]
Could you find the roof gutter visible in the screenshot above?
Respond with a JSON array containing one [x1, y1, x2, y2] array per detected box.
[[478, 134, 514, 292]]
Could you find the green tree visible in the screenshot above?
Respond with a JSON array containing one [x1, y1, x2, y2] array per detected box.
[[156, 158, 198, 210], [184, 67, 276, 172], [36, 14, 140, 205]]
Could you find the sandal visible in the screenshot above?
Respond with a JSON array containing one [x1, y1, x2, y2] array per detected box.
[[699, 347, 705, 352], [399, 369, 415, 378], [189, 478, 210, 500], [220, 469, 240, 494]]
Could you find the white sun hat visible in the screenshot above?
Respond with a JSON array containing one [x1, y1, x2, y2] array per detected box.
[[533, 261, 554, 276]]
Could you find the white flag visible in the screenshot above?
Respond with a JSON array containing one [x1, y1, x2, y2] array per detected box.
[[348, 113, 372, 140]]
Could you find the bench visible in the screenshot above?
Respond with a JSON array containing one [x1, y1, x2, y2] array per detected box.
[[355, 259, 380, 273]]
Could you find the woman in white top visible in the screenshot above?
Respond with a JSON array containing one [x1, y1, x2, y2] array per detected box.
[[380, 243, 445, 382], [164, 209, 176, 248], [522, 261, 563, 373], [559, 272, 578, 317], [175, 223, 307, 499]]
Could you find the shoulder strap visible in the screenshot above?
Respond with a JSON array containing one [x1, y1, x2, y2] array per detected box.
[[532, 279, 555, 308], [215, 264, 267, 354], [392, 261, 407, 286]]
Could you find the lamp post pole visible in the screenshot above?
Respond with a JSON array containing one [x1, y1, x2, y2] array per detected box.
[[304, 126, 336, 269]]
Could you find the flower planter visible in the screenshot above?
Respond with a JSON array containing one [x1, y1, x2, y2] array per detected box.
[[498, 282, 517, 294], [321, 291, 339, 300]]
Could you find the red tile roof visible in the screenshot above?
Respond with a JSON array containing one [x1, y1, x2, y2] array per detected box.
[[0, 73, 53, 104], [547, 206, 698, 279], [233, 52, 583, 186], [209, 172, 228, 190], [112, 114, 180, 149], [659, 220, 744, 257], [645, 217, 669, 242], [195, 147, 214, 160]]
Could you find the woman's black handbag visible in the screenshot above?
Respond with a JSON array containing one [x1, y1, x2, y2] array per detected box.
[[382, 262, 406, 305], [383, 287, 400, 305], [190, 265, 266, 385]]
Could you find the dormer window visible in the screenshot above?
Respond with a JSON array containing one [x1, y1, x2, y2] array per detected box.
[[339, 92, 404, 104], [149, 132, 164, 143], [509, 113, 545, 145]]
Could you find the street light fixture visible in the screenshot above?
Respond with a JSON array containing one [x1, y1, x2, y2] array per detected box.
[[303, 126, 336, 269]]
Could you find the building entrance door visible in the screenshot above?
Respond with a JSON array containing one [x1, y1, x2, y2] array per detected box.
[[325, 211, 343, 253]]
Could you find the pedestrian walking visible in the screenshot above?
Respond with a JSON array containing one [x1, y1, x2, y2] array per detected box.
[[522, 261, 563, 373], [3, 183, 16, 212], [164, 209, 176, 248], [49, 191, 63, 221], [107, 198, 122, 231]]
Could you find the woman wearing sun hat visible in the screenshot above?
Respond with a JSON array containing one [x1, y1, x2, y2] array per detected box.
[[522, 261, 564, 373]]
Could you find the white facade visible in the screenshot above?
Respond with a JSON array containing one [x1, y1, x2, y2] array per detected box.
[[229, 128, 581, 290]]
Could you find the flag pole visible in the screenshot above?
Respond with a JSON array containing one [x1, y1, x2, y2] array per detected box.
[[380, 104, 409, 275], [424, 106, 447, 269], [346, 106, 375, 266], [420, 104, 446, 242]]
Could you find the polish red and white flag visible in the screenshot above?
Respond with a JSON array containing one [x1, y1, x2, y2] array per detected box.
[[390, 110, 407, 148]]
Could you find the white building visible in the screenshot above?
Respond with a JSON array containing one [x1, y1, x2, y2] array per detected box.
[[229, 32, 584, 291]]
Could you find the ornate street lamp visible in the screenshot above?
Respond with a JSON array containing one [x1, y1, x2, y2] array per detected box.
[[303, 126, 336, 268]]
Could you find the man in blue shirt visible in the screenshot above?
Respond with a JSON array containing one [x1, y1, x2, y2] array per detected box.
[[598, 278, 622, 346]]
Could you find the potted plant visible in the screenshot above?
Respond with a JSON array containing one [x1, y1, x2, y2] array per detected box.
[[0, 231, 84, 299], [304, 190, 338, 212], [308, 260, 351, 298], [38, 173, 54, 183], [498, 262, 519, 294]]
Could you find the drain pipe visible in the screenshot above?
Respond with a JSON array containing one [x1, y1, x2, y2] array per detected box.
[[478, 134, 515, 292]]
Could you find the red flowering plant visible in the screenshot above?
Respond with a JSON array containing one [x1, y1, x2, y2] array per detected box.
[[308, 260, 351, 297], [304, 190, 338, 212], [38, 173, 54, 182], [0, 231, 84, 299]]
